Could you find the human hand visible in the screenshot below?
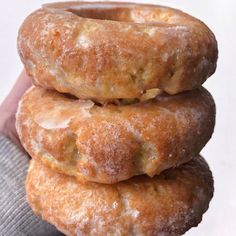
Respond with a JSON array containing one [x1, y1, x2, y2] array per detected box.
[[0, 70, 31, 147]]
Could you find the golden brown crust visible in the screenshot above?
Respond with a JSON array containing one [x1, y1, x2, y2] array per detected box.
[[16, 86, 215, 184], [18, 1, 218, 101], [26, 156, 214, 236]]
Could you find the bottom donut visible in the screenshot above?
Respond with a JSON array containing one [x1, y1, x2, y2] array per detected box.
[[26, 156, 213, 236]]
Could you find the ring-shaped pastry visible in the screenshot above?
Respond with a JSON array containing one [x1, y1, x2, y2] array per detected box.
[[18, 1, 218, 101], [26, 156, 214, 236], [16, 86, 215, 184]]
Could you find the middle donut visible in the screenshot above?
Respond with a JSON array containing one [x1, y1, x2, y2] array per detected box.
[[16, 86, 215, 184]]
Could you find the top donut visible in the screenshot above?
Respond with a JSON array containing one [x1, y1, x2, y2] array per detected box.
[[18, 1, 218, 101]]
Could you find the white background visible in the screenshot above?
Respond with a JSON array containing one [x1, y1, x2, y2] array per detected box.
[[0, 1, 235, 235]]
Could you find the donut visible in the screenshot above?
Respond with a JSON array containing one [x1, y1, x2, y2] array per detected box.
[[18, 1, 218, 102], [16, 86, 215, 184], [26, 156, 214, 236]]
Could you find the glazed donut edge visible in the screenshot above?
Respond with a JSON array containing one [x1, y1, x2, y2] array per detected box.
[[17, 1, 218, 101]]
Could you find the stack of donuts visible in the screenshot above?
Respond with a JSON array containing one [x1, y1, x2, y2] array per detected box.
[[16, 2, 218, 235]]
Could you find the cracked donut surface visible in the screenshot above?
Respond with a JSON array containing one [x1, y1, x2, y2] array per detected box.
[[18, 1, 218, 101], [16, 86, 215, 184], [26, 156, 213, 236]]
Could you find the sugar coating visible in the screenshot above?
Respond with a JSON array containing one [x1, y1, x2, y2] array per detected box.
[[16, 86, 215, 184], [18, 2, 218, 101], [26, 156, 214, 236]]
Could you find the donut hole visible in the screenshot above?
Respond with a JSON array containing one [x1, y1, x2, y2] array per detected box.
[[45, 3, 179, 24], [68, 6, 132, 22]]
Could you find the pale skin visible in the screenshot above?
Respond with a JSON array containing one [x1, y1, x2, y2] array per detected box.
[[0, 70, 31, 148]]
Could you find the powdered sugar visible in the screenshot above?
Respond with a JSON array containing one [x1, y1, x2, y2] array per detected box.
[[76, 34, 91, 48], [122, 194, 140, 219]]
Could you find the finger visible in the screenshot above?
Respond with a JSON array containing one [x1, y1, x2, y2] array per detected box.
[[1, 70, 32, 113]]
